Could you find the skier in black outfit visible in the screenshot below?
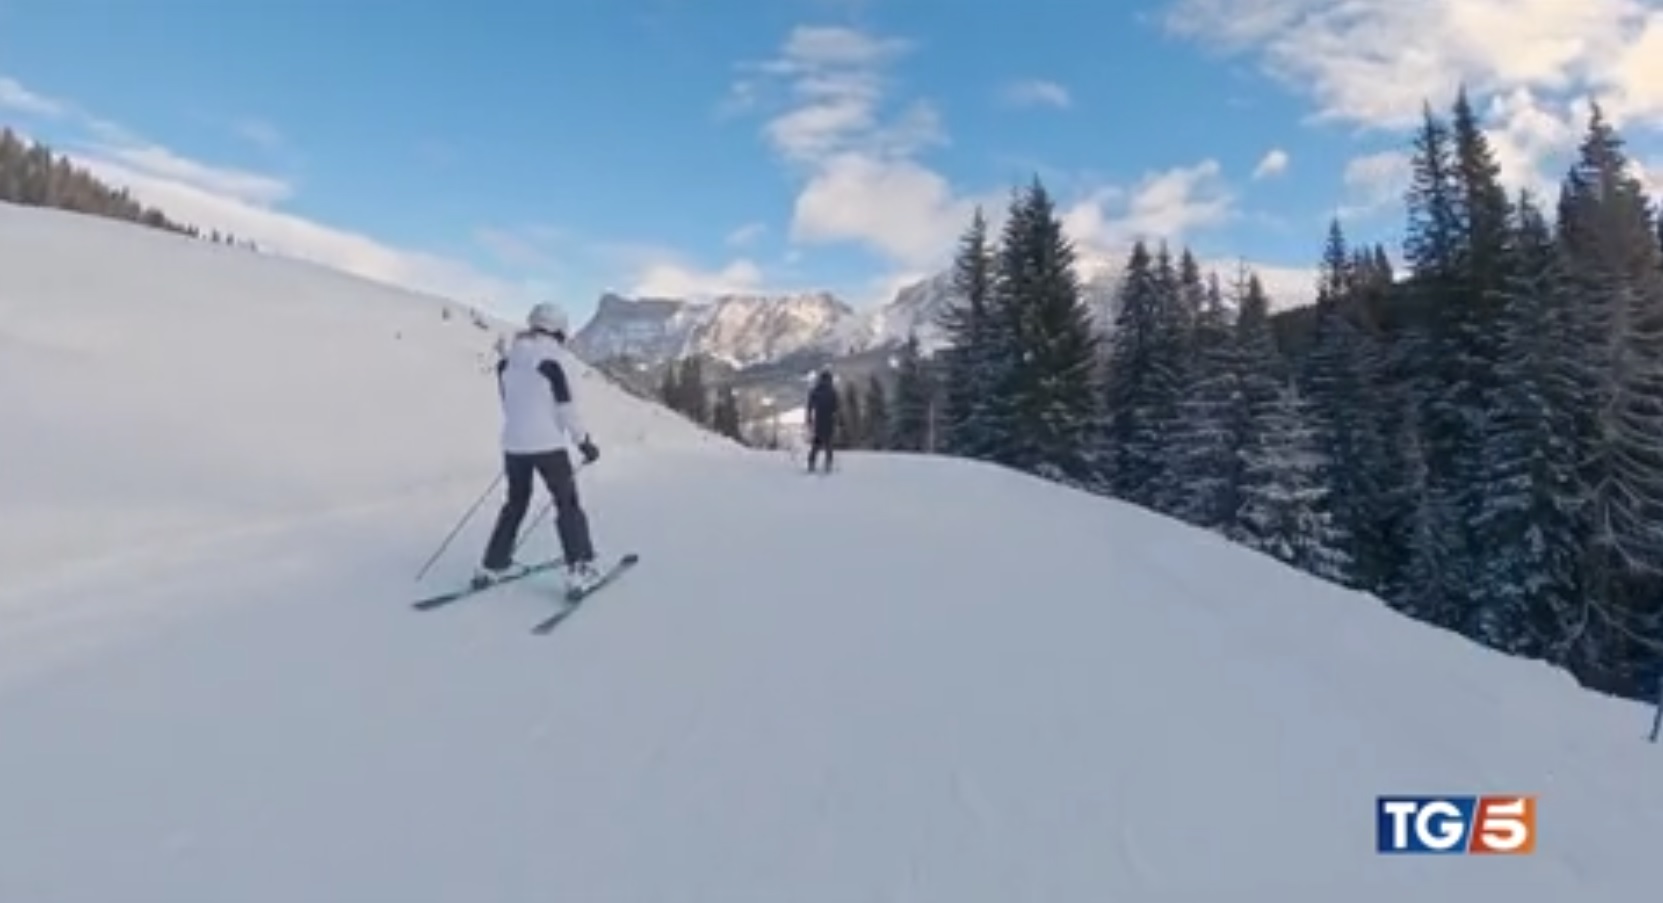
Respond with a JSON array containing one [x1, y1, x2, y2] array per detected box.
[[805, 368, 838, 472]]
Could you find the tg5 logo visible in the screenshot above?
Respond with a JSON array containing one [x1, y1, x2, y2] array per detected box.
[[1375, 796, 1536, 854]]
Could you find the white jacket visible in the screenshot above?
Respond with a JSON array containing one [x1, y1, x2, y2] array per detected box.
[[496, 331, 590, 454]]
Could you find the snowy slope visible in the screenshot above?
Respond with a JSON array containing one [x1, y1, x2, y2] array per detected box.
[[1, 203, 1660, 902]]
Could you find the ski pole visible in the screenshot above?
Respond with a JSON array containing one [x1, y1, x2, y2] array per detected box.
[[414, 472, 502, 580]]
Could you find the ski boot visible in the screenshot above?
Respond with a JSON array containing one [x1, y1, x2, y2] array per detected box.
[[564, 559, 602, 597], [470, 562, 519, 591]]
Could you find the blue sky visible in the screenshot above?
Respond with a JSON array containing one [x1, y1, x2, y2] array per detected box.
[[2, 0, 1660, 325]]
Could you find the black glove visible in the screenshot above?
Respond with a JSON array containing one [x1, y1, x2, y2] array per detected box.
[[578, 437, 599, 464]]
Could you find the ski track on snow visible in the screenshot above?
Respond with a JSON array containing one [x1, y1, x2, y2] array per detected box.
[[0, 475, 505, 690]]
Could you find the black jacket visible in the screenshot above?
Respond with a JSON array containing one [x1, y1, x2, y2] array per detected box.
[[806, 380, 838, 436]]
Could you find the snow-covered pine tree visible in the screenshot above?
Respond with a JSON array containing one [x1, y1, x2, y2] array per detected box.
[[1106, 242, 1189, 509], [889, 332, 932, 451], [1346, 242, 1416, 599], [1149, 246, 1190, 510], [1297, 219, 1375, 590], [1556, 104, 1663, 693], [1236, 379, 1352, 582], [1175, 248, 1205, 341], [1445, 87, 1518, 637], [674, 357, 711, 425], [1397, 392, 1457, 623], [1146, 251, 1206, 514], [1469, 191, 1583, 659], [863, 376, 889, 450], [936, 207, 996, 458], [837, 380, 865, 449], [1225, 268, 1287, 545], [1169, 269, 1243, 531], [1400, 102, 1475, 630], [712, 386, 743, 440], [1101, 241, 1167, 505], [983, 178, 1101, 483]]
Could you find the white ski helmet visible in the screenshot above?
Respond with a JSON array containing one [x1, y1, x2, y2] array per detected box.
[[526, 301, 568, 335]]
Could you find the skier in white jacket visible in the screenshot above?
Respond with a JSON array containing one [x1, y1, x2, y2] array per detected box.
[[473, 301, 602, 594]]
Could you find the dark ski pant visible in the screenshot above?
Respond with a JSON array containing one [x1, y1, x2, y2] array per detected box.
[[481, 449, 594, 569], [807, 427, 834, 471]]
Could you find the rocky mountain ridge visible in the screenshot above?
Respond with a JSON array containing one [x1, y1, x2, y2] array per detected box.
[[571, 255, 1315, 381]]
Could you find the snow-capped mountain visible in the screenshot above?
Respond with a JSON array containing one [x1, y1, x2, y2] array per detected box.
[[572, 253, 1315, 374], [570, 291, 855, 368], [841, 271, 957, 353]]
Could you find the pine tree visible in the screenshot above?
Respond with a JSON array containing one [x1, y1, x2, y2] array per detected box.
[[1398, 396, 1457, 623], [863, 376, 890, 450], [712, 386, 743, 440], [937, 207, 997, 458], [1450, 86, 1514, 297], [1146, 250, 1205, 513], [1400, 102, 1475, 629], [1469, 192, 1583, 658], [890, 332, 932, 451], [1101, 241, 1186, 506], [1236, 380, 1352, 581], [1297, 220, 1374, 590], [1175, 248, 1206, 338], [1556, 104, 1663, 690], [658, 366, 680, 412], [981, 178, 1101, 482], [837, 380, 865, 449], [1443, 87, 1519, 637], [1101, 241, 1162, 502], [1169, 270, 1243, 530], [1404, 103, 1462, 281], [674, 357, 710, 425]]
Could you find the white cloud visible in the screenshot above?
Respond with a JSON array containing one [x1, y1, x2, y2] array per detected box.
[[1252, 148, 1289, 179], [0, 73, 544, 309], [1163, 0, 1663, 198], [1247, 263, 1322, 310], [726, 26, 979, 273], [583, 239, 766, 299], [1481, 88, 1584, 198], [725, 25, 1301, 307], [1164, 0, 1658, 127], [791, 153, 977, 267], [475, 226, 564, 270], [87, 141, 293, 205], [234, 118, 284, 151], [631, 257, 766, 298], [1638, 157, 1663, 198], [1060, 159, 1237, 265], [0, 77, 64, 117], [1338, 150, 1410, 219], [76, 152, 530, 304], [726, 222, 767, 247], [1000, 79, 1072, 109], [721, 25, 1316, 309]]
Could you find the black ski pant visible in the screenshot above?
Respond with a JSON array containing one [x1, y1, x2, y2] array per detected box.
[[807, 428, 834, 471], [481, 449, 594, 569]]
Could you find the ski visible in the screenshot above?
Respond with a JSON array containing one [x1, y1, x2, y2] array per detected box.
[[531, 552, 639, 634], [411, 558, 563, 611]]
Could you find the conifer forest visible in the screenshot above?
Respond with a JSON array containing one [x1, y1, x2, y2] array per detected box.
[[925, 91, 1663, 703]]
